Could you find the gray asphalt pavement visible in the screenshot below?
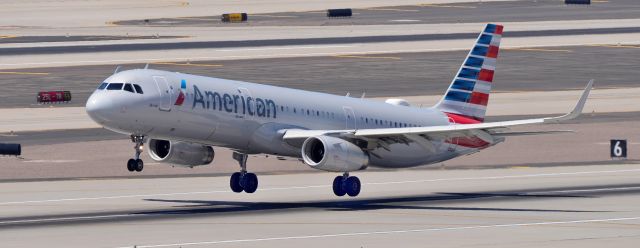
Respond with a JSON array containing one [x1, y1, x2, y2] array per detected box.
[[3, 27, 639, 56], [1, 164, 640, 247], [116, 0, 640, 27], [1, 112, 637, 182], [1, 44, 638, 108], [0, 35, 185, 44]]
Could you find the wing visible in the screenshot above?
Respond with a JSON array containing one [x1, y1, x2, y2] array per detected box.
[[283, 80, 593, 150]]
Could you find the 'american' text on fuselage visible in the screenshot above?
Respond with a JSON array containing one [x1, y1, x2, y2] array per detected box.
[[192, 85, 277, 118]]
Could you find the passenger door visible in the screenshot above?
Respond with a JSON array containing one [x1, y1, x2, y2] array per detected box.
[[153, 76, 172, 111]]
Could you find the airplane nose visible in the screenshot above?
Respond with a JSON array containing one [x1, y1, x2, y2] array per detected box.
[[86, 92, 114, 123]]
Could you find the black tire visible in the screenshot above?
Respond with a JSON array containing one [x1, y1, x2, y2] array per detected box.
[[243, 173, 259, 193], [332, 176, 346, 197], [127, 159, 136, 172], [135, 159, 144, 172], [345, 176, 361, 197], [230, 172, 243, 193]]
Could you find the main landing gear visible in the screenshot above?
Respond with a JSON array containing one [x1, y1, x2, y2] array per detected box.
[[229, 152, 259, 193], [127, 135, 145, 172], [332, 172, 361, 197]]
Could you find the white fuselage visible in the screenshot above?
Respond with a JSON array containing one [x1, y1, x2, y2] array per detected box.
[[87, 69, 485, 168]]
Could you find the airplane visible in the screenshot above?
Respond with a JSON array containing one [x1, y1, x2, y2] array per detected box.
[[86, 23, 593, 197]]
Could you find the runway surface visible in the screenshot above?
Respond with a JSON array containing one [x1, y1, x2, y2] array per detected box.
[[2, 1, 640, 246], [1, 112, 638, 181], [117, 0, 640, 27], [4, 27, 639, 56], [2, 44, 639, 108], [1, 163, 640, 247], [0, 35, 186, 44]]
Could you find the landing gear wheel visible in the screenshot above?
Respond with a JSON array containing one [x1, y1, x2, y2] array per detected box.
[[135, 159, 144, 172], [242, 173, 259, 194], [127, 159, 136, 172], [128, 135, 145, 173], [332, 176, 346, 196], [230, 172, 243, 193], [230, 152, 259, 194], [345, 176, 361, 197]]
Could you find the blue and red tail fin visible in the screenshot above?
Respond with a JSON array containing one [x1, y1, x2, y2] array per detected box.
[[435, 23, 503, 123]]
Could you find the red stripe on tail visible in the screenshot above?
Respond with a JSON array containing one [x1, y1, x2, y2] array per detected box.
[[486, 46, 499, 58], [469, 92, 489, 106], [494, 25, 504, 35], [446, 112, 483, 124], [478, 69, 494, 82]]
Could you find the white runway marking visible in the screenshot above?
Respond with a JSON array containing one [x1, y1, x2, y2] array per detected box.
[[0, 45, 357, 67], [2, 168, 639, 205], [389, 19, 421, 22], [0, 214, 133, 225], [113, 216, 640, 248], [532, 186, 640, 194], [22, 159, 81, 163]]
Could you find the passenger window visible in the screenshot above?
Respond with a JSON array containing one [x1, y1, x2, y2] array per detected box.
[[123, 84, 134, 93], [97, 83, 108, 90], [107, 83, 123, 90], [133, 84, 144, 94]]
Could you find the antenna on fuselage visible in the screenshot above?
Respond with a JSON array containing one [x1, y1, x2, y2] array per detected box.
[[360, 92, 366, 99], [144, 63, 150, 69], [345, 92, 351, 97], [113, 65, 122, 74]]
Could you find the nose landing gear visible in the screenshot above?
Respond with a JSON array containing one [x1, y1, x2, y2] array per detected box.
[[127, 135, 145, 172], [229, 152, 259, 193]]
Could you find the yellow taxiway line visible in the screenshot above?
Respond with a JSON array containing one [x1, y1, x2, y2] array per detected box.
[[367, 8, 420, 12], [504, 48, 573, 52], [333, 55, 402, 60], [419, 4, 476, 8], [250, 14, 298, 18], [0, 71, 50, 75], [587, 44, 640, 49], [152, 62, 223, 67]]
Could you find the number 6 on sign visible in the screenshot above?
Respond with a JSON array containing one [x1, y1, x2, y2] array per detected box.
[[610, 140, 627, 159]]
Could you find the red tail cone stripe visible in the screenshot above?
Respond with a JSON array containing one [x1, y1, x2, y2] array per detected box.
[[478, 69, 494, 82], [446, 112, 482, 124], [469, 92, 489, 106], [487, 46, 499, 58]]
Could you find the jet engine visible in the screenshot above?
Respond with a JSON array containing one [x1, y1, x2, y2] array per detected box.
[[301, 135, 369, 172], [148, 139, 214, 167]]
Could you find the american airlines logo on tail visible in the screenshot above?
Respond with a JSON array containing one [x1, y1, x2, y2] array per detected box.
[[435, 23, 503, 123]]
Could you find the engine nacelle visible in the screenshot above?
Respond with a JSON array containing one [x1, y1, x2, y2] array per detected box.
[[301, 135, 369, 172], [148, 139, 214, 167]]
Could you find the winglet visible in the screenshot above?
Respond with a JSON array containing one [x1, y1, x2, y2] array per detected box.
[[544, 79, 594, 123]]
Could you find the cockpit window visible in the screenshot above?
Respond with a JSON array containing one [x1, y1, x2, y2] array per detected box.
[[97, 82, 108, 90], [106, 83, 123, 90], [133, 84, 144, 94], [123, 84, 134, 93]]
